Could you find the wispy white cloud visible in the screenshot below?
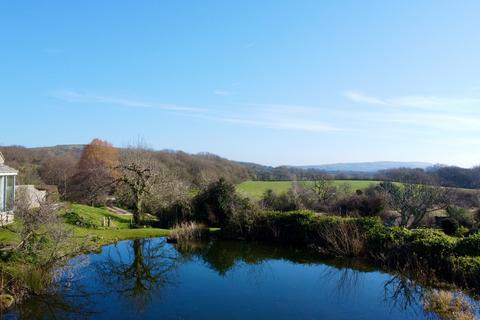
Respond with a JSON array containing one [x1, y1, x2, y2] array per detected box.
[[51, 89, 339, 132], [246, 103, 342, 116], [344, 90, 480, 110], [50, 90, 204, 112], [52, 90, 150, 107], [342, 89, 480, 136], [344, 91, 389, 106], [387, 113, 480, 132], [185, 102, 340, 132], [213, 90, 234, 97], [181, 113, 339, 132]]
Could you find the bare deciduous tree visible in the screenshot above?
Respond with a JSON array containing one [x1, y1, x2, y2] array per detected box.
[[381, 181, 451, 228], [115, 146, 189, 226], [116, 159, 152, 226], [38, 155, 77, 199], [311, 177, 337, 205]]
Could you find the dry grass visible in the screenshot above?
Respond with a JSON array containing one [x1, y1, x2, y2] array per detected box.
[[169, 222, 209, 242], [312, 220, 366, 257], [424, 289, 476, 320]]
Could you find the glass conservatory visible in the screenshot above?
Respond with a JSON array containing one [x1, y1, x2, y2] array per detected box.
[[0, 152, 17, 217]]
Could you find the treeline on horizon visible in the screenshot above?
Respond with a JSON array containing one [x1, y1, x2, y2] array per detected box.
[[250, 164, 480, 189], [0, 144, 253, 191], [1, 143, 479, 190]]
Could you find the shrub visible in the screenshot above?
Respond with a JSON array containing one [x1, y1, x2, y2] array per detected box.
[[446, 206, 474, 228], [63, 211, 98, 228], [10, 264, 53, 295], [193, 178, 239, 226], [449, 256, 480, 288], [331, 193, 385, 218], [366, 225, 413, 252], [223, 197, 259, 238], [366, 226, 457, 270], [410, 229, 457, 261], [455, 233, 480, 256], [236, 210, 373, 257], [357, 195, 385, 217], [260, 189, 301, 212], [333, 195, 361, 216], [250, 210, 316, 243], [218, 201, 480, 290], [378, 210, 400, 226], [456, 226, 470, 237], [156, 200, 194, 228], [440, 218, 460, 236], [357, 216, 383, 231]]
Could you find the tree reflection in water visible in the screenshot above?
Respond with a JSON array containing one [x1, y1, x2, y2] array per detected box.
[[13, 257, 98, 320], [9, 239, 480, 319], [177, 240, 480, 318], [384, 275, 479, 319], [176, 240, 328, 276], [383, 276, 424, 312], [14, 288, 97, 320], [318, 264, 365, 299], [93, 238, 181, 311]]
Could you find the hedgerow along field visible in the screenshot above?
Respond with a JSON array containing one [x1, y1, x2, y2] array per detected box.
[[236, 180, 381, 199]]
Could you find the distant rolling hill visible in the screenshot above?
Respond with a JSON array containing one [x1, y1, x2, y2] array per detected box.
[[298, 161, 433, 173]]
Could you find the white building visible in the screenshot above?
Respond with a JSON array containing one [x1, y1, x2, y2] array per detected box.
[[16, 185, 47, 209], [0, 152, 17, 225]]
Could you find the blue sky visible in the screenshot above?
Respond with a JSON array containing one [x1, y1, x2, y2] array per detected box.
[[1, 1, 480, 167]]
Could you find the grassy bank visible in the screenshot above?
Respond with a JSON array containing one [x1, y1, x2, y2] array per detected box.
[[0, 204, 170, 253], [222, 210, 480, 292], [73, 226, 170, 247], [0, 203, 171, 309], [66, 204, 170, 247], [237, 180, 381, 199]]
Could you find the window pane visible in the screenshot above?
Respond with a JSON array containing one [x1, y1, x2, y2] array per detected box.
[[0, 176, 4, 212], [5, 176, 14, 211]]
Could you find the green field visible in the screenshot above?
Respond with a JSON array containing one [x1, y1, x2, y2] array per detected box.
[[237, 180, 381, 199]]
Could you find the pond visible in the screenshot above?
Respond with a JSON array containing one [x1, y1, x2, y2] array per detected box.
[[5, 238, 480, 319]]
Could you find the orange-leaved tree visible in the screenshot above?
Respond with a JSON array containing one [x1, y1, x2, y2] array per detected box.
[[69, 139, 119, 206]]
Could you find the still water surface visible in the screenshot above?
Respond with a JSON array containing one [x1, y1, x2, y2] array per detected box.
[[6, 238, 480, 319]]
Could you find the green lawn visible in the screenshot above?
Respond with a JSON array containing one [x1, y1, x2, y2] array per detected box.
[[67, 204, 134, 228], [237, 180, 381, 199], [0, 204, 170, 250], [72, 226, 170, 246], [0, 223, 19, 245], [66, 204, 170, 246]]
